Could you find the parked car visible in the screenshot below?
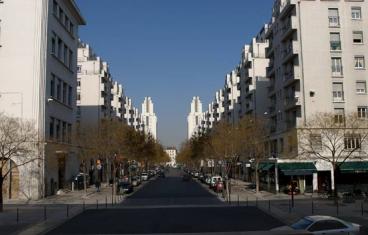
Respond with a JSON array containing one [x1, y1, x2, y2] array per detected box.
[[214, 181, 224, 193], [193, 172, 199, 178], [131, 176, 140, 187], [210, 176, 223, 188], [271, 216, 360, 234], [118, 182, 133, 194], [205, 175, 212, 185], [72, 173, 90, 190], [141, 172, 149, 181]]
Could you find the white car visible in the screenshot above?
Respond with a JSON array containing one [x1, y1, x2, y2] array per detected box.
[[141, 172, 148, 181], [272, 215, 360, 234]]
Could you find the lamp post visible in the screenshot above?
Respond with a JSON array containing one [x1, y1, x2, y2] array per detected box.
[[0, 92, 24, 119]]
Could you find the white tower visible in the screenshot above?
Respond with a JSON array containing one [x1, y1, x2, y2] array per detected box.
[[187, 96, 203, 139], [141, 97, 157, 139]]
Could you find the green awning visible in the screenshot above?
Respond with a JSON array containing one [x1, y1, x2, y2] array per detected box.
[[258, 162, 274, 171], [278, 162, 316, 176], [339, 162, 368, 173]]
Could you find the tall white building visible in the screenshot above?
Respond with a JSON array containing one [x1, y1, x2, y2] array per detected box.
[[141, 97, 157, 139], [223, 70, 241, 124], [187, 96, 203, 139], [0, 0, 85, 199], [264, 0, 368, 193], [111, 81, 125, 120], [77, 42, 114, 127], [123, 97, 143, 131]]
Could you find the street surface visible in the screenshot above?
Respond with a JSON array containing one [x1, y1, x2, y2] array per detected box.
[[47, 169, 284, 234]]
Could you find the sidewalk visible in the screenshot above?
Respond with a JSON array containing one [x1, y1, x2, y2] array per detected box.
[[222, 179, 368, 233], [0, 185, 125, 235]]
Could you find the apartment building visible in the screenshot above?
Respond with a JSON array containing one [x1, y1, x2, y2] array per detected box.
[[123, 97, 143, 131], [264, 0, 368, 193], [0, 0, 85, 199], [111, 81, 125, 120], [223, 70, 241, 125], [239, 27, 270, 119], [77, 42, 113, 128], [141, 97, 158, 139], [165, 147, 177, 167], [187, 97, 203, 139]]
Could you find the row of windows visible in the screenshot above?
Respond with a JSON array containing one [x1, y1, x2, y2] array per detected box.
[[52, 0, 75, 37], [328, 7, 363, 28], [329, 31, 364, 51], [331, 56, 365, 76], [50, 74, 73, 107], [49, 117, 72, 144], [51, 32, 74, 70], [332, 81, 366, 102]]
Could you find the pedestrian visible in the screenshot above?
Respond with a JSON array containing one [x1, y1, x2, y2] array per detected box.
[[95, 180, 101, 192]]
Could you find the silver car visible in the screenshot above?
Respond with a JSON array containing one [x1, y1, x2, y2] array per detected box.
[[272, 215, 360, 234]]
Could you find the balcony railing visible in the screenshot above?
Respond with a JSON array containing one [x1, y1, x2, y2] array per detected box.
[[330, 41, 342, 51]]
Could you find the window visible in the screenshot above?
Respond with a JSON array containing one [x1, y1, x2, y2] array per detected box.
[[49, 117, 55, 139], [63, 45, 68, 64], [331, 58, 343, 76], [77, 79, 81, 86], [310, 134, 322, 151], [64, 16, 69, 29], [279, 138, 284, 153], [358, 107, 368, 118], [330, 33, 341, 51], [356, 81, 366, 94], [334, 108, 345, 124], [57, 38, 62, 59], [50, 74, 55, 97], [332, 83, 344, 101], [353, 31, 363, 44], [328, 9, 340, 27], [67, 124, 72, 144], [59, 8, 64, 22], [68, 50, 73, 69], [77, 92, 81, 101], [344, 134, 361, 150], [309, 220, 347, 232], [53, 0, 58, 16], [68, 86, 72, 106], [62, 82, 67, 103], [69, 22, 74, 36], [352, 7, 362, 20], [62, 122, 66, 142], [56, 120, 60, 141], [354, 56, 365, 69], [51, 37, 56, 54], [77, 66, 81, 73], [56, 79, 61, 100]]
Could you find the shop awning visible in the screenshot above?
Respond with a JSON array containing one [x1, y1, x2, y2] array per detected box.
[[278, 162, 317, 176], [339, 162, 368, 173], [259, 162, 274, 171]]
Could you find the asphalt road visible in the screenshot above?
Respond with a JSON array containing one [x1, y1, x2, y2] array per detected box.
[[47, 169, 284, 234]]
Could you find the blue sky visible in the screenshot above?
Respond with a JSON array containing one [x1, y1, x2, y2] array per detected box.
[[76, 0, 274, 148]]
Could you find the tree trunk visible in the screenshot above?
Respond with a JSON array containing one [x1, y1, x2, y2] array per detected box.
[[0, 176, 3, 212], [255, 162, 260, 194], [332, 164, 338, 204], [83, 163, 87, 196]]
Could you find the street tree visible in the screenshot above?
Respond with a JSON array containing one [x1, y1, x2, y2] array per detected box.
[[0, 113, 38, 212], [298, 112, 368, 200]]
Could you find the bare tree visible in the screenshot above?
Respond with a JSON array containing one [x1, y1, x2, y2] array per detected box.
[[0, 113, 38, 212], [298, 112, 368, 199]]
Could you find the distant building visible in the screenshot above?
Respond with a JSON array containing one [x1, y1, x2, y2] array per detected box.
[[165, 148, 177, 167], [187, 97, 203, 139], [141, 97, 157, 139]]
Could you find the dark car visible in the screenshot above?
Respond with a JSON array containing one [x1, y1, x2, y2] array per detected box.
[[73, 173, 90, 190], [118, 182, 133, 194]]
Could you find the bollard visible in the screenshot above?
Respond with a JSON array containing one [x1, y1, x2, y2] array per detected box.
[[111, 196, 113, 206], [256, 197, 258, 207], [312, 199, 314, 215], [362, 201, 364, 216], [247, 196, 249, 207], [83, 200, 85, 211], [268, 200, 271, 211], [288, 200, 291, 213], [66, 205, 69, 218], [106, 196, 108, 208], [16, 208, 19, 224], [336, 200, 339, 216], [237, 195, 240, 206], [44, 206, 47, 221], [96, 200, 99, 209]]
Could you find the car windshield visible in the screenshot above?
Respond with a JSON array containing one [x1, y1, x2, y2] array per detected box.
[[291, 218, 314, 230]]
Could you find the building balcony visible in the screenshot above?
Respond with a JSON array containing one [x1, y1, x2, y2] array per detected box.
[[282, 41, 299, 64], [267, 66, 275, 77], [281, 16, 297, 42], [284, 92, 301, 111], [286, 119, 297, 129], [266, 46, 274, 57], [279, 0, 297, 20], [283, 69, 300, 88]]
